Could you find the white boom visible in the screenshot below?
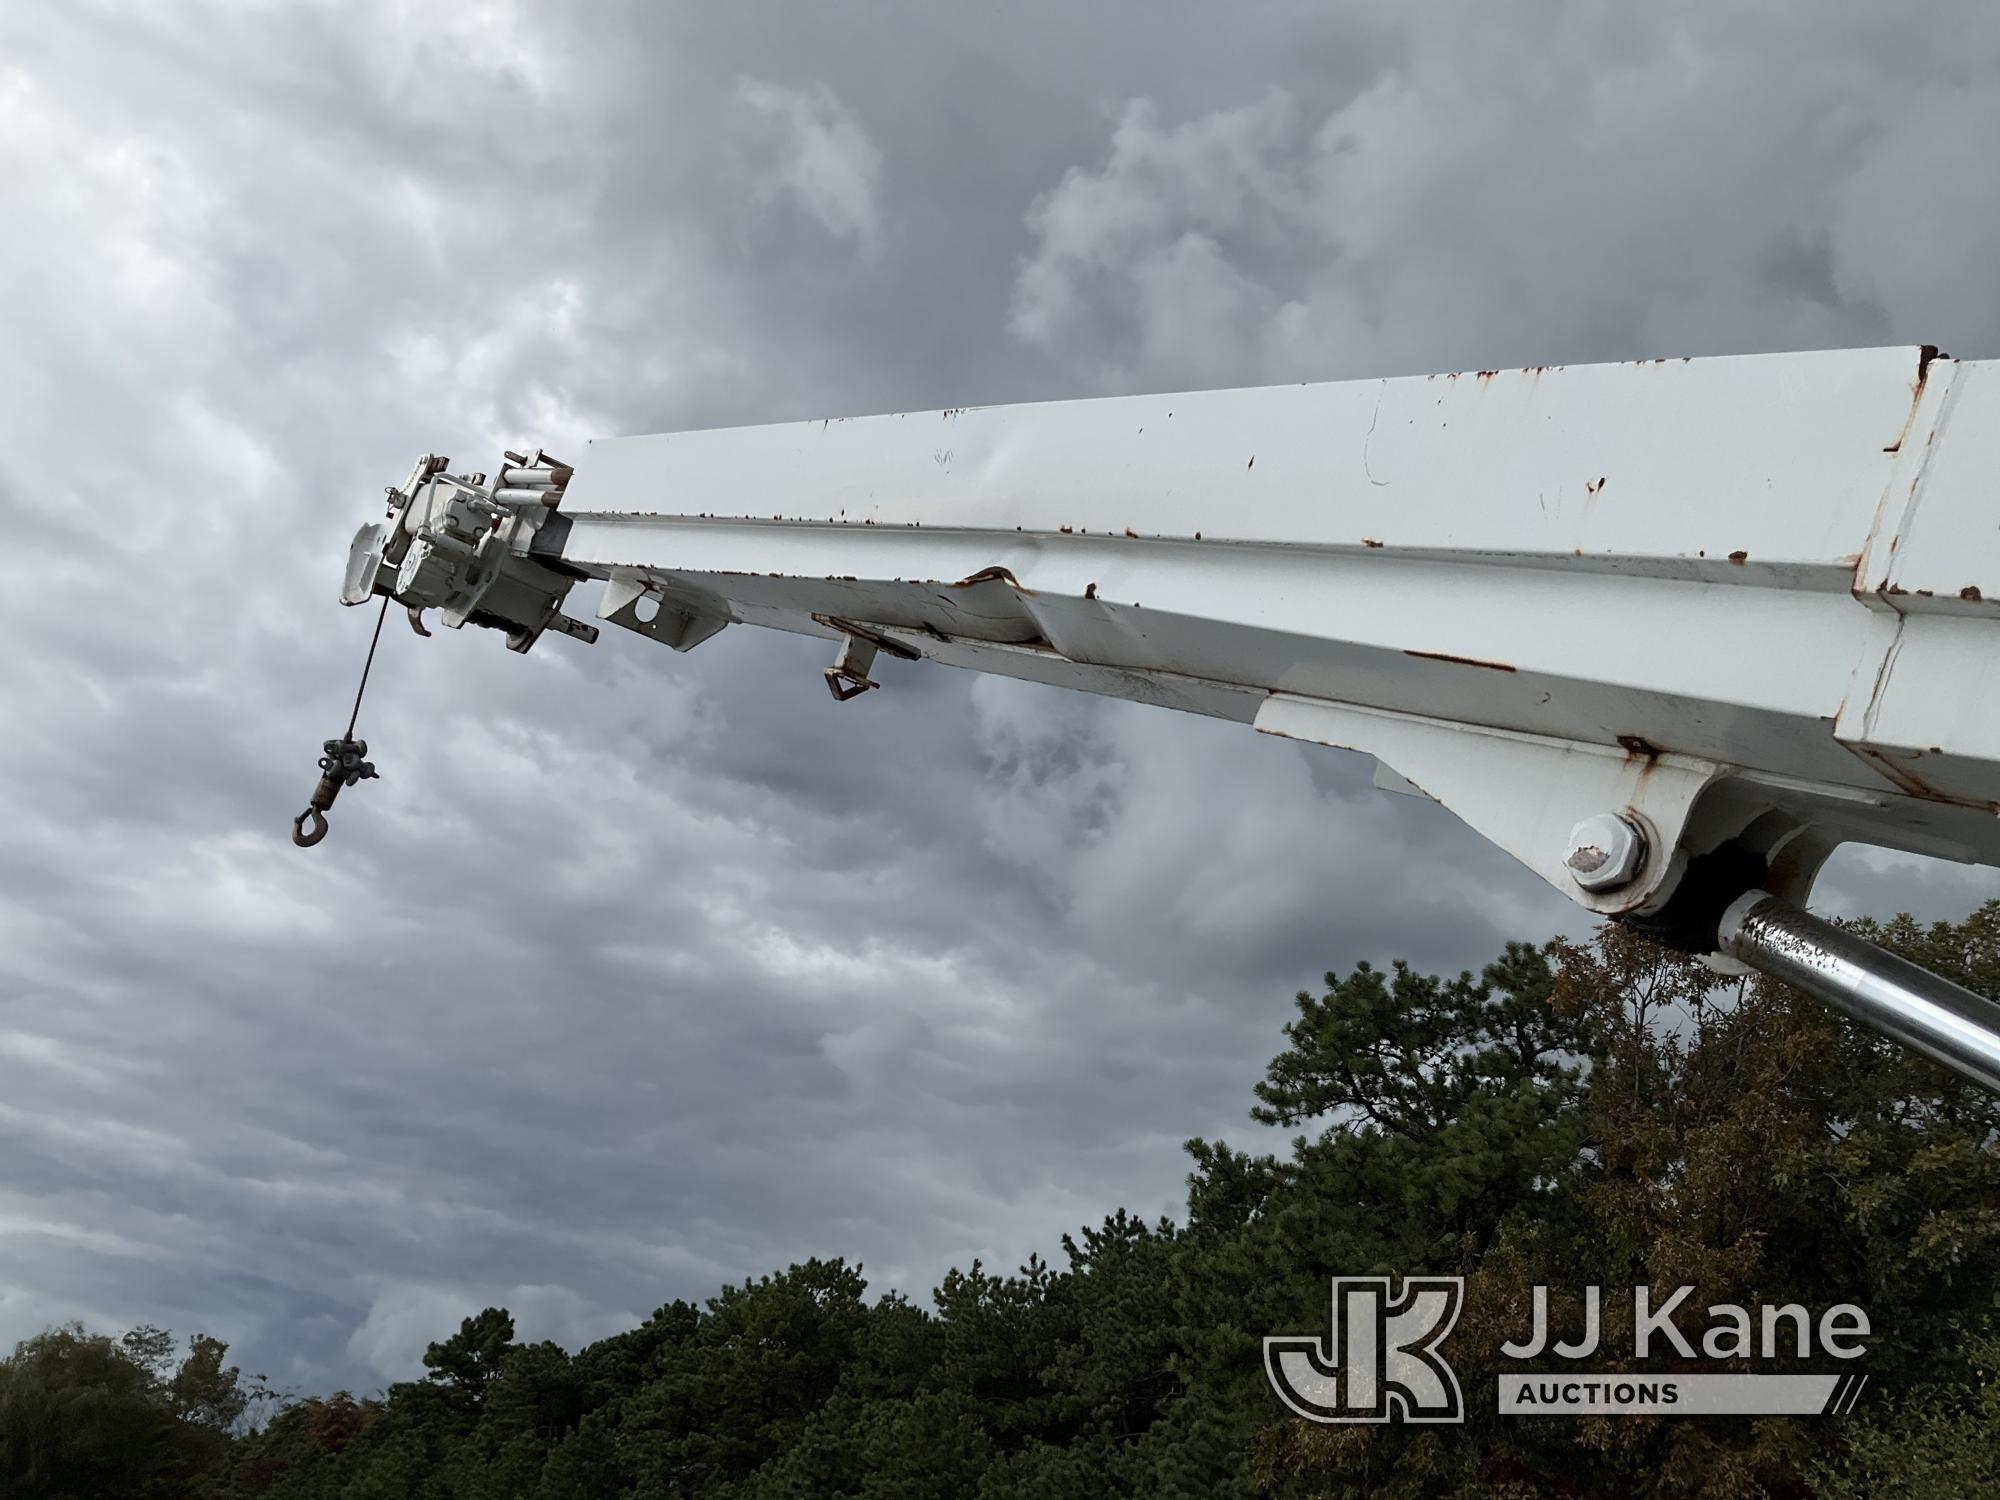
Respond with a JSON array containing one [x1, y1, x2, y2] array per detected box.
[[313, 345, 2000, 1089]]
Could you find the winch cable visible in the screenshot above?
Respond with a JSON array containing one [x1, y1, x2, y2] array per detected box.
[[291, 593, 389, 848], [342, 591, 391, 742]]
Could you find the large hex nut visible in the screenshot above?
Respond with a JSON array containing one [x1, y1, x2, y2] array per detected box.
[[1566, 813, 1647, 891]]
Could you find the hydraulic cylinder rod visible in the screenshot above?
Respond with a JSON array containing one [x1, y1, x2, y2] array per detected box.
[[1719, 891, 2000, 1094]]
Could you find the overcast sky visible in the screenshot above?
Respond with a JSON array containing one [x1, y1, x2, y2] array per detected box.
[[4, 1, 1999, 1396]]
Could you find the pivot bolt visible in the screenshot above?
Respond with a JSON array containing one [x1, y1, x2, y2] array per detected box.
[[1566, 813, 1647, 891]]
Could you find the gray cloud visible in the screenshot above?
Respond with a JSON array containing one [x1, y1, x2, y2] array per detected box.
[[2, 0, 1996, 1394], [737, 78, 886, 254]]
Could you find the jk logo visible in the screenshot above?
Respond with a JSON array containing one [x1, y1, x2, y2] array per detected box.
[[1264, 1277, 1465, 1423]]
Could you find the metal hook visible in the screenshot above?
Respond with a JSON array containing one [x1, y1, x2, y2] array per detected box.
[[291, 737, 377, 849]]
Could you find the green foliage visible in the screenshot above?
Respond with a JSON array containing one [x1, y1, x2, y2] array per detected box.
[[1809, 1330, 2000, 1499], [16, 904, 2000, 1497], [423, 1308, 519, 1409], [0, 1323, 263, 1498]]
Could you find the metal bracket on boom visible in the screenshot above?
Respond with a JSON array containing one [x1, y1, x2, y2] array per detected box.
[[340, 450, 597, 654], [596, 572, 729, 653], [813, 616, 920, 701], [824, 635, 879, 701]]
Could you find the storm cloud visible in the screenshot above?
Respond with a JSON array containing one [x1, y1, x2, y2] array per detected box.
[[3, 1, 1997, 1393]]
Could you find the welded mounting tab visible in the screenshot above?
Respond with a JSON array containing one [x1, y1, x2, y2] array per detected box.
[[825, 634, 880, 701], [595, 572, 729, 653], [810, 615, 922, 702], [1254, 693, 1726, 919]]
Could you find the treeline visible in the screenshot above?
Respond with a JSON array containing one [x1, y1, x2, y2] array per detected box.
[[7, 912, 2000, 1498]]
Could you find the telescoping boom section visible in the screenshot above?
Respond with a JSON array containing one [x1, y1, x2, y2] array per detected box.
[[324, 345, 2000, 1091]]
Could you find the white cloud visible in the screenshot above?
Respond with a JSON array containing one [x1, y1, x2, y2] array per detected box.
[[348, 1281, 639, 1381], [738, 78, 886, 254]]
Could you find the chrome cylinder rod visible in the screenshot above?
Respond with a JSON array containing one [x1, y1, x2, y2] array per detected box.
[[1718, 890, 2000, 1094]]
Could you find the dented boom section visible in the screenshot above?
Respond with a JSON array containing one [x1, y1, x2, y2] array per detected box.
[[339, 346, 2000, 1080]]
